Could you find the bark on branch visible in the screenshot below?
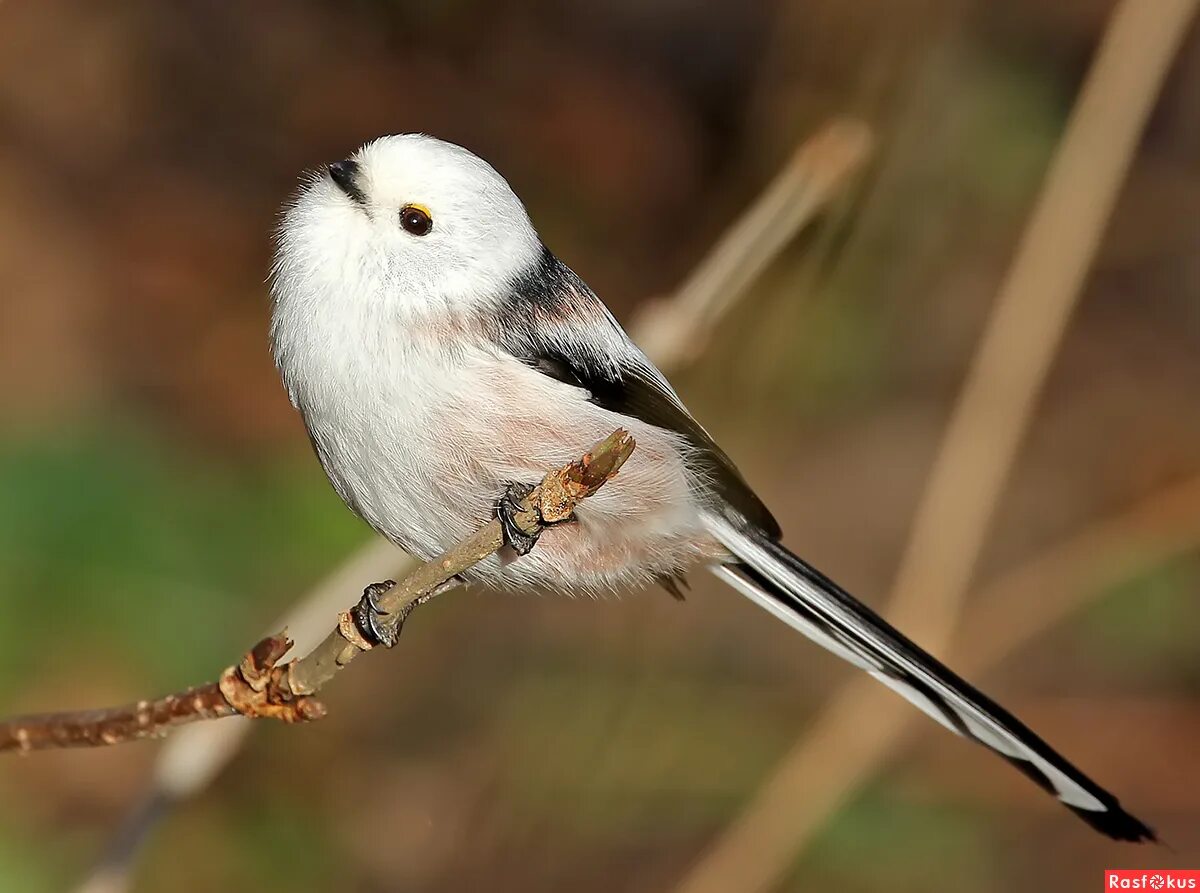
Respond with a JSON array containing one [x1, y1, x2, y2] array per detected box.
[[0, 429, 636, 754]]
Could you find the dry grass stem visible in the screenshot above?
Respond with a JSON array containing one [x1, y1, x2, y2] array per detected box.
[[631, 118, 872, 369]]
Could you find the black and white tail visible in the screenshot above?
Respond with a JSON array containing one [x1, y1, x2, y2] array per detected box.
[[704, 513, 1155, 842]]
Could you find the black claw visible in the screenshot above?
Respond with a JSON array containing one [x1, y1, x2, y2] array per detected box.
[[657, 574, 688, 602], [497, 481, 540, 556], [352, 580, 399, 648]]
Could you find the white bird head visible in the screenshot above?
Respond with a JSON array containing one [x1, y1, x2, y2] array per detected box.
[[272, 134, 541, 318]]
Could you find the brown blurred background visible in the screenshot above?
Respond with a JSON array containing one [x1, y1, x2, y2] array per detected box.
[[1, 1, 1198, 891]]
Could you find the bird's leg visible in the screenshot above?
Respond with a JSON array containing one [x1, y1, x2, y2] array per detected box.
[[352, 575, 467, 649], [352, 580, 399, 648], [496, 481, 540, 555]]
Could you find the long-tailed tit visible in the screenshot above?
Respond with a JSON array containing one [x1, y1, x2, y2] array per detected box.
[[270, 134, 1152, 842]]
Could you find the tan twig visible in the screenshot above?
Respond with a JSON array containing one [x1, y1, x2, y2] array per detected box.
[[1, 429, 635, 754], [674, 2, 1197, 891]]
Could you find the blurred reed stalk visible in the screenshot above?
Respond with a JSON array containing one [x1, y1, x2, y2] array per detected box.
[[74, 119, 874, 893], [631, 120, 872, 369], [673, 1, 1199, 891]]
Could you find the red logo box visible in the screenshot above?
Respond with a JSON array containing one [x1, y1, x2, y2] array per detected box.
[[1106, 871, 1200, 890]]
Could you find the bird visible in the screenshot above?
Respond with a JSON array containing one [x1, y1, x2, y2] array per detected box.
[[270, 133, 1153, 842]]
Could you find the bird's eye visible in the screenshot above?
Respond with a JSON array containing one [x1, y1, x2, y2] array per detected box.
[[399, 205, 433, 236]]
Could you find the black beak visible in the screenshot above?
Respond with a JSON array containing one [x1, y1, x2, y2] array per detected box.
[[327, 159, 365, 204]]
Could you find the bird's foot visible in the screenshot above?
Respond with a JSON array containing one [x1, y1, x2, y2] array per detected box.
[[496, 481, 540, 556], [657, 574, 690, 602], [352, 579, 399, 648]]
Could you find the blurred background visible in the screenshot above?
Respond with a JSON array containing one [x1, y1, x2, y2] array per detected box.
[[1, 1, 1198, 891]]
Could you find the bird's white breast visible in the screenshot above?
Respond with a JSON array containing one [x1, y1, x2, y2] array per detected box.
[[271, 291, 720, 594]]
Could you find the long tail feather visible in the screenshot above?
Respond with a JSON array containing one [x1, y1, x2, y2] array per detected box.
[[705, 513, 1154, 842]]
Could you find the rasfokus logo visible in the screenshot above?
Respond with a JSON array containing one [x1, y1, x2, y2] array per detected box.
[[1106, 871, 1200, 890]]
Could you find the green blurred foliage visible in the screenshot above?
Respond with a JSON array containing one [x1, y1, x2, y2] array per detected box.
[[797, 786, 997, 893], [0, 425, 365, 693], [1082, 558, 1200, 683]]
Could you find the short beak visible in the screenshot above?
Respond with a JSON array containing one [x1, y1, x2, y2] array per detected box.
[[327, 159, 365, 204]]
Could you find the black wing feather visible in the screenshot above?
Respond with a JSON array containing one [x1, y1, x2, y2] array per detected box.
[[491, 245, 780, 537]]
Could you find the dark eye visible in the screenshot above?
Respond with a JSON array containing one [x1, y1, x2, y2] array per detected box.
[[399, 205, 433, 236]]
